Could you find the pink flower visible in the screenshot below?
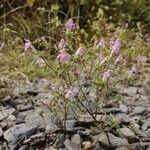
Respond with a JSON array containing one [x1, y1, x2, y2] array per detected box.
[[102, 70, 112, 81], [65, 19, 75, 31], [57, 52, 70, 64], [97, 38, 105, 49], [36, 58, 45, 66], [58, 39, 68, 49], [65, 87, 76, 98], [96, 54, 104, 61], [131, 64, 138, 74], [24, 39, 37, 52], [75, 46, 85, 56], [110, 39, 121, 54], [115, 54, 123, 64]]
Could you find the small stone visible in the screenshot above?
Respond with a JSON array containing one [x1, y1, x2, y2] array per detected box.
[[97, 132, 129, 147], [122, 87, 137, 96], [18, 145, 29, 150], [25, 108, 57, 131], [7, 115, 16, 121], [17, 103, 33, 111], [78, 114, 94, 122], [65, 120, 77, 131], [135, 129, 148, 138], [0, 127, 3, 137], [133, 106, 146, 115], [0, 107, 16, 121], [4, 123, 37, 146], [54, 134, 65, 148], [64, 138, 80, 150], [0, 122, 7, 129], [71, 134, 81, 146], [117, 128, 135, 138], [119, 104, 128, 113], [82, 141, 92, 150], [142, 121, 150, 131], [115, 147, 129, 150]]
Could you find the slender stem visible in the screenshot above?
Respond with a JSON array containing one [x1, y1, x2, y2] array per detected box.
[[75, 96, 96, 121]]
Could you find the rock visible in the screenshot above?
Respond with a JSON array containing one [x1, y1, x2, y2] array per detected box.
[[82, 141, 92, 150], [119, 104, 128, 113], [97, 132, 129, 147], [25, 110, 44, 128], [36, 92, 52, 106], [54, 134, 65, 148], [135, 129, 148, 138], [0, 127, 3, 137], [122, 96, 134, 106], [23, 132, 47, 146], [17, 103, 33, 111], [115, 147, 129, 150], [0, 107, 16, 121], [0, 121, 7, 129], [65, 120, 77, 131], [18, 145, 29, 150], [64, 138, 80, 150], [133, 106, 146, 115], [78, 114, 95, 123], [71, 134, 81, 146], [6, 115, 16, 127], [25, 109, 57, 131], [4, 123, 37, 146], [121, 87, 137, 96], [117, 127, 135, 138], [142, 121, 150, 131], [19, 110, 34, 119]]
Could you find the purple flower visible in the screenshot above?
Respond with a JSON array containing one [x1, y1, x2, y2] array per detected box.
[[65, 87, 76, 98], [96, 54, 104, 61], [65, 18, 75, 31], [115, 54, 123, 64], [97, 38, 105, 49], [102, 70, 112, 81], [110, 39, 121, 54], [75, 46, 85, 56], [24, 39, 37, 52], [57, 52, 70, 64], [58, 39, 68, 49], [131, 64, 138, 74], [36, 58, 45, 66]]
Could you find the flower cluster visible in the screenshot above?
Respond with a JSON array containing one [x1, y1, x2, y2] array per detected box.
[[57, 52, 70, 64], [102, 70, 112, 81], [65, 19, 75, 31], [24, 39, 36, 52], [97, 38, 105, 49], [75, 46, 85, 56], [58, 39, 68, 49], [65, 87, 76, 98], [36, 58, 45, 66], [110, 39, 121, 54]]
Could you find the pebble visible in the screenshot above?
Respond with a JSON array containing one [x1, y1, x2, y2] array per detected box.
[[133, 106, 146, 115], [97, 132, 129, 147], [117, 127, 135, 138], [142, 121, 150, 131], [0, 127, 3, 137], [4, 123, 37, 146]]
